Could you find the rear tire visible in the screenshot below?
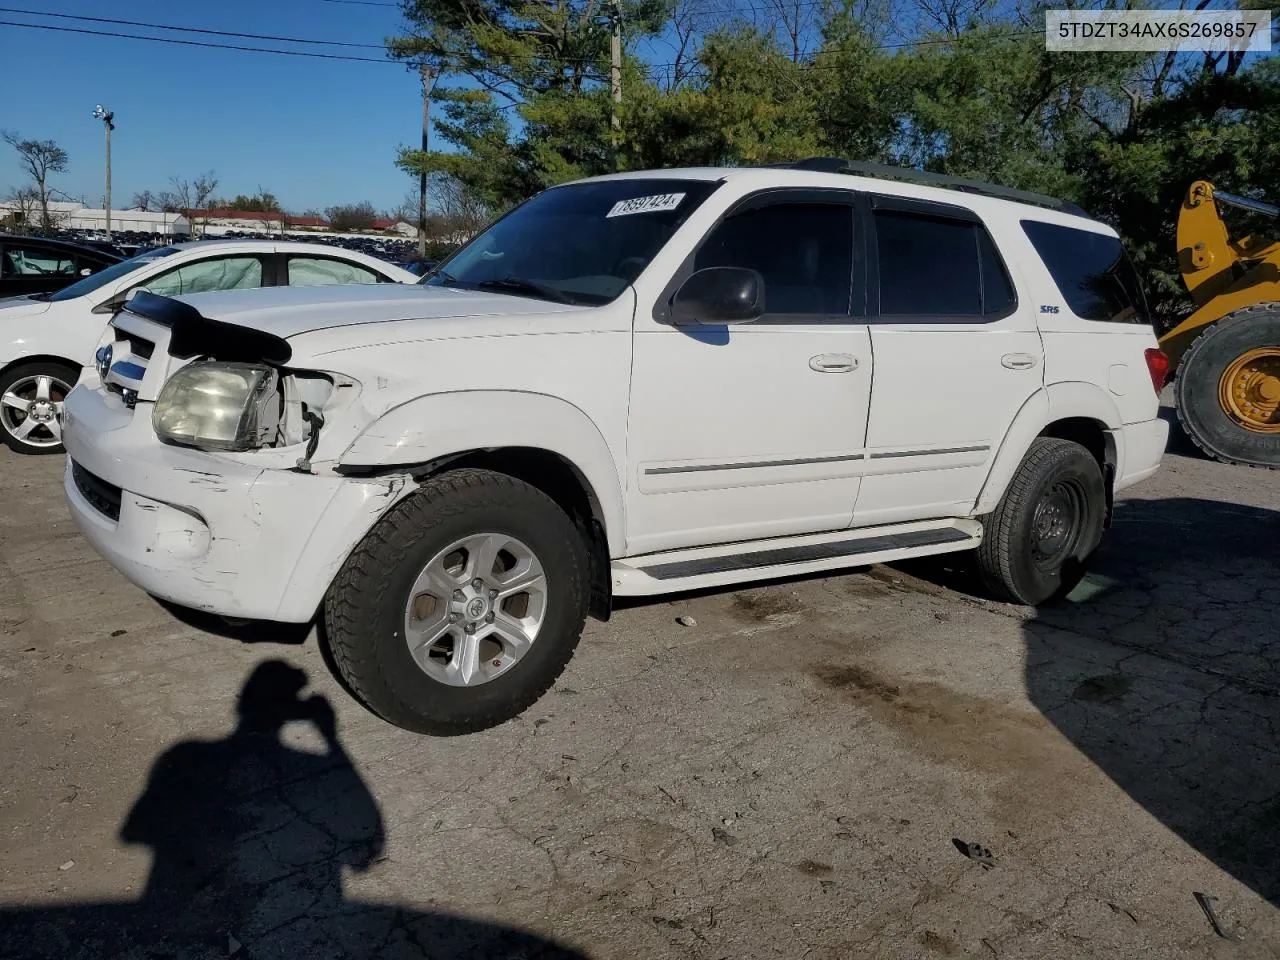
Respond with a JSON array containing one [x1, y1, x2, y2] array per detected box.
[[323, 468, 590, 736], [975, 438, 1106, 605], [1174, 305, 1280, 469], [0, 361, 78, 455]]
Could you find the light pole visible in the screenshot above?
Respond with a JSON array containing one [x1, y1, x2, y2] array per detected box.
[[92, 104, 114, 242]]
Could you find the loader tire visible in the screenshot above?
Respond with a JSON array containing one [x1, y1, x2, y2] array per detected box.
[[1174, 305, 1280, 469]]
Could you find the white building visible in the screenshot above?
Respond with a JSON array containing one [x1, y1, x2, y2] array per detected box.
[[0, 199, 189, 235]]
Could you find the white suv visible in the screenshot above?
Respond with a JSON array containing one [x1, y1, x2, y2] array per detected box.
[[61, 161, 1169, 735]]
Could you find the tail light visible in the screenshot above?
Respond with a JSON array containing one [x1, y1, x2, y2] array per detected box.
[[1144, 348, 1170, 393]]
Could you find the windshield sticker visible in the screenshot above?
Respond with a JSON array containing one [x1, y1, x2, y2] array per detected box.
[[606, 193, 686, 218]]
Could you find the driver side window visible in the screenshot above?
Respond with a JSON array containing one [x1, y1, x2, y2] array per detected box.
[[133, 256, 264, 298], [694, 202, 855, 317]]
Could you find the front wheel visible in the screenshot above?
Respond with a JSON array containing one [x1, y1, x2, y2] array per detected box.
[[324, 468, 590, 735], [974, 437, 1106, 605], [0, 361, 79, 455]]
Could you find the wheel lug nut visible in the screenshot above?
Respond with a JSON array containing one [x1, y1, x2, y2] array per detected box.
[[453, 589, 465, 602], [489, 588, 498, 599], [448, 613, 459, 623], [464, 622, 476, 634], [485, 612, 495, 623], [472, 578, 484, 589]]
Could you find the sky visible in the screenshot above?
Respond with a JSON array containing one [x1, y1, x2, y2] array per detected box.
[[0, 0, 435, 214]]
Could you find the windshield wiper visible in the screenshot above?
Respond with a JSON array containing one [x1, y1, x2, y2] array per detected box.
[[473, 277, 573, 304]]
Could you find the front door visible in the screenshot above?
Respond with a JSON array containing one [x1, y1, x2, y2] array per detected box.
[[853, 196, 1044, 526], [625, 190, 873, 555]]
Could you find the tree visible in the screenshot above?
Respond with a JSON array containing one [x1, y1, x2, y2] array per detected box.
[[2, 132, 69, 235], [162, 172, 220, 237], [226, 190, 282, 213], [325, 202, 378, 231], [131, 190, 156, 212], [2, 186, 40, 233]]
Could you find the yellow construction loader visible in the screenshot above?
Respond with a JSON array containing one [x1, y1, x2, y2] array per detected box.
[[1161, 181, 1280, 468]]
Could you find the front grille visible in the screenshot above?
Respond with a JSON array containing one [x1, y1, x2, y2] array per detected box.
[[72, 461, 122, 522]]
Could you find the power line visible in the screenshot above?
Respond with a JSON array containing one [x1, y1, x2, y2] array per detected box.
[[0, 19, 395, 62], [0, 6, 388, 49]]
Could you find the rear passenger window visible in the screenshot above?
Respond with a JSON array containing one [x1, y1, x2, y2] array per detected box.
[[1021, 220, 1147, 323], [695, 203, 853, 316], [874, 211, 1015, 320], [288, 257, 380, 287]]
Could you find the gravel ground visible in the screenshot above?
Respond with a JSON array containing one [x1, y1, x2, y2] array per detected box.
[[1, 408, 1278, 959]]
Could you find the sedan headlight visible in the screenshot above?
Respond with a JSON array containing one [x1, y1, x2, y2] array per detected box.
[[153, 361, 280, 451]]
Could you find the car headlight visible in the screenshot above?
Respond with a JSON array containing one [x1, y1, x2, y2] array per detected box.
[[153, 361, 280, 451]]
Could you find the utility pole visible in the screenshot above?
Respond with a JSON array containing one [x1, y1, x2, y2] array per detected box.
[[609, 0, 622, 171], [418, 64, 433, 259], [92, 104, 115, 242]]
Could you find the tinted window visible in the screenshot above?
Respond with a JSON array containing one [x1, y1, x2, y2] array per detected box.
[[977, 227, 1016, 316], [695, 203, 853, 315], [1022, 220, 1147, 323], [135, 256, 263, 297], [288, 257, 380, 287], [876, 212, 980, 316], [875, 211, 1016, 319], [427, 178, 718, 305], [3, 245, 76, 278]]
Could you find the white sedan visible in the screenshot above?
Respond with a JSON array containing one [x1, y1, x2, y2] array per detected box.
[[0, 239, 418, 454]]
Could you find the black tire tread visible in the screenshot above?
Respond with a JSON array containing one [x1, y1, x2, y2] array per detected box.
[[976, 437, 1092, 605], [323, 467, 589, 735], [1174, 303, 1280, 470]]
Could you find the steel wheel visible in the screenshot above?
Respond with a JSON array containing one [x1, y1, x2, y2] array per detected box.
[[1, 373, 71, 450], [1218, 347, 1280, 434], [1030, 478, 1086, 571], [403, 532, 548, 687]]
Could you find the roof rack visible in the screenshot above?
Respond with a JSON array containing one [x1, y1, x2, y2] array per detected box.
[[777, 157, 1090, 217]]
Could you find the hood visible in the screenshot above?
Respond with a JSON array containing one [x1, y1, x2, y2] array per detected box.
[[172, 282, 582, 339], [0, 295, 53, 319]]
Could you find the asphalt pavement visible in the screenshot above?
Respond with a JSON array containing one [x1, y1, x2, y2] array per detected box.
[[1, 408, 1278, 959]]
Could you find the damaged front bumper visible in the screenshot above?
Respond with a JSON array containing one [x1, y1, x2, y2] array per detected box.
[[62, 383, 412, 623]]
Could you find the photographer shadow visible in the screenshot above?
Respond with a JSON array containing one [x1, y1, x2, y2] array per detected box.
[[0, 660, 586, 960], [1023, 496, 1280, 907]]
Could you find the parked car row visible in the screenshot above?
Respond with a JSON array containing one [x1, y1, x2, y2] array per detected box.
[[0, 239, 418, 454]]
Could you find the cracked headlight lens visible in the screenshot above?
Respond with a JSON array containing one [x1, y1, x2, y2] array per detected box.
[[153, 361, 279, 451]]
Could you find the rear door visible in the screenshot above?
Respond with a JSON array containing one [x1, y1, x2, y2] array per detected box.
[[852, 195, 1044, 526]]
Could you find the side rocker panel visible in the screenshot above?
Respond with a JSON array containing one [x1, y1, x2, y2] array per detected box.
[[339, 390, 628, 556]]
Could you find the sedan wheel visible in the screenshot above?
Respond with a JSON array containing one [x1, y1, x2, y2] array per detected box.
[[0, 363, 77, 455]]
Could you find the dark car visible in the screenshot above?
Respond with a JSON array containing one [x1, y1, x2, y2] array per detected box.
[[0, 235, 124, 299], [398, 257, 439, 277]]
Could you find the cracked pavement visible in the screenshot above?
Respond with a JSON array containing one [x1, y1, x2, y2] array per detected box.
[[2, 410, 1278, 959]]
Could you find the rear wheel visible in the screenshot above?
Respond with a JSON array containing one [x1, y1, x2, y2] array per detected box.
[[975, 437, 1106, 605], [1174, 305, 1280, 468], [323, 468, 590, 735], [0, 361, 78, 455]]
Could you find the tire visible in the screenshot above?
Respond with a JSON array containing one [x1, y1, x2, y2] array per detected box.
[[323, 468, 590, 735], [1174, 305, 1280, 469], [975, 437, 1106, 606], [0, 361, 79, 455]]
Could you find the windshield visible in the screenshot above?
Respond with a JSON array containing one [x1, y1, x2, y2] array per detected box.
[[423, 178, 719, 305], [45, 247, 179, 303]]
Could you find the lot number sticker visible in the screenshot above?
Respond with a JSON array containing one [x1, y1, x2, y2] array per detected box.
[[607, 193, 686, 217]]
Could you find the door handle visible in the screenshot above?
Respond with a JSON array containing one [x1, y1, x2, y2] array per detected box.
[[809, 353, 858, 373], [1001, 353, 1038, 370]]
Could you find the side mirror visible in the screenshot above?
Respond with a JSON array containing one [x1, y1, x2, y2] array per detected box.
[[91, 293, 128, 315], [670, 267, 765, 325]]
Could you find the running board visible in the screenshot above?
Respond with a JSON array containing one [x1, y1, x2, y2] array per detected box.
[[610, 518, 983, 597]]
